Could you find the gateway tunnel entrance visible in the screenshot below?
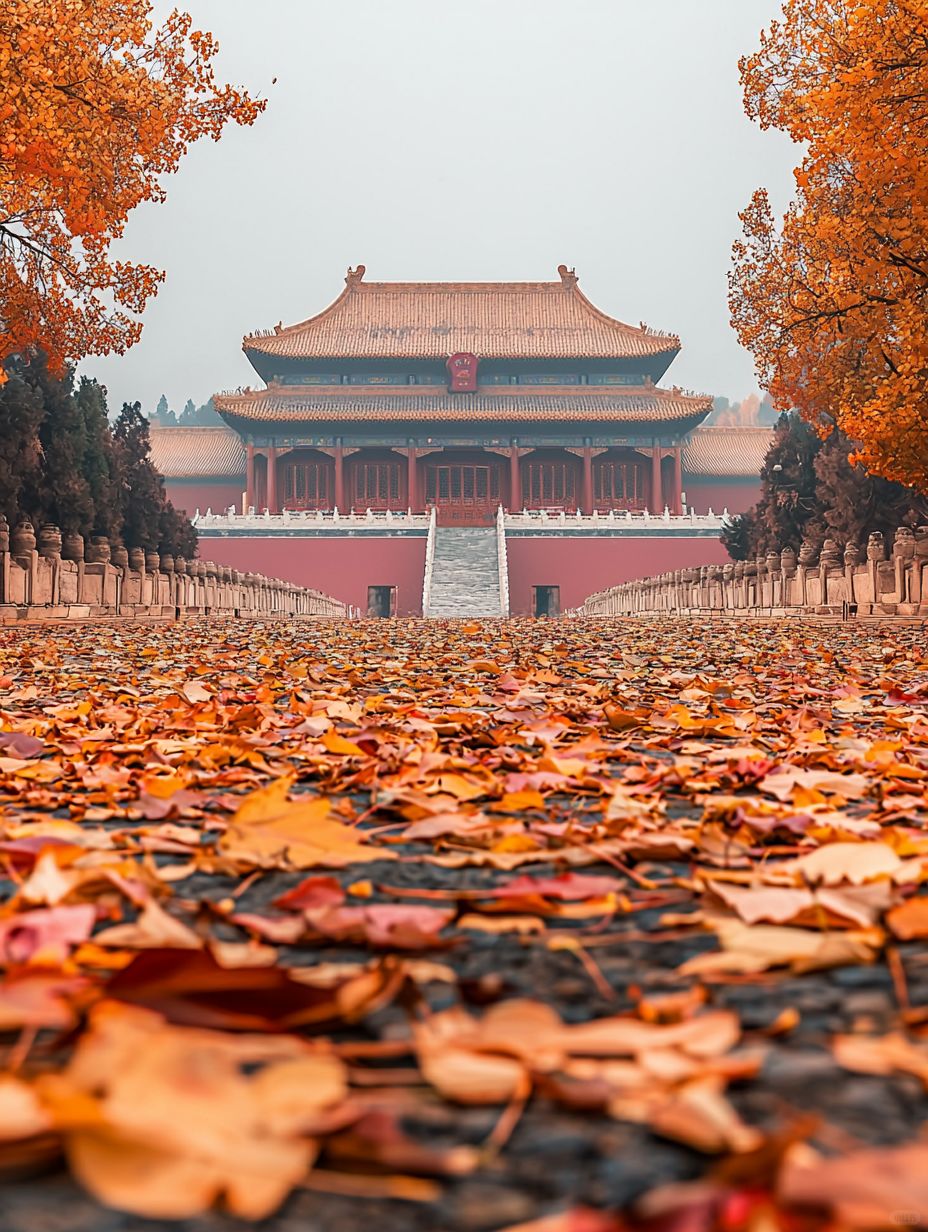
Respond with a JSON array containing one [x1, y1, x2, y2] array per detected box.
[[533, 585, 561, 618], [366, 586, 397, 618]]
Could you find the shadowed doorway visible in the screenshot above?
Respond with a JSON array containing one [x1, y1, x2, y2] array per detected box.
[[367, 586, 397, 618], [533, 586, 561, 618]]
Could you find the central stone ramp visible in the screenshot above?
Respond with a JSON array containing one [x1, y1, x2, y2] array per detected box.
[[426, 526, 503, 618]]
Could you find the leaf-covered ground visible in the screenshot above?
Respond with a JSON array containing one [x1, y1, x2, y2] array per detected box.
[[1, 617, 927, 1232]]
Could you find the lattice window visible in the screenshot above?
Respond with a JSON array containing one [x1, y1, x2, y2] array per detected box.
[[524, 461, 578, 507], [425, 466, 501, 504], [593, 460, 645, 508], [283, 462, 332, 509], [353, 462, 402, 508]]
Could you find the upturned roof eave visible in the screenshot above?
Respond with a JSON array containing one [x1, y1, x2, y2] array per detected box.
[[240, 268, 682, 370], [215, 410, 712, 439], [213, 387, 714, 434]]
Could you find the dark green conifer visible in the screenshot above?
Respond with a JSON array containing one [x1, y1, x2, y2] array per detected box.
[[0, 369, 44, 525]]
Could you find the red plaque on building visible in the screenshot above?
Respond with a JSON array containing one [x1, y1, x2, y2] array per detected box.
[[446, 352, 479, 392]]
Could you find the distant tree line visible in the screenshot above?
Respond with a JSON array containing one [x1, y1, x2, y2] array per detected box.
[[150, 395, 223, 427], [0, 358, 197, 558], [722, 412, 925, 561], [705, 393, 778, 428]]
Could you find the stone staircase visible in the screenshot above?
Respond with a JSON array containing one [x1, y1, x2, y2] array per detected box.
[[425, 526, 504, 618]]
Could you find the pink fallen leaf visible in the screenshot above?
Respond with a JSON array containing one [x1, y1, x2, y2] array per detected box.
[[486, 873, 625, 901], [310, 904, 455, 949], [0, 905, 96, 964], [779, 1141, 928, 1227]]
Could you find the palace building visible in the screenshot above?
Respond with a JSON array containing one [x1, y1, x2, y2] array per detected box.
[[212, 265, 713, 522], [151, 268, 771, 616]]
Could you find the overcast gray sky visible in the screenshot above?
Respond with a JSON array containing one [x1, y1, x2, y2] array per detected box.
[[83, 0, 797, 414]]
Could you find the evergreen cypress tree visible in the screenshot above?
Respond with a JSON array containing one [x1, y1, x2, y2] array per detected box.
[[113, 402, 197, 555], [749, 412, 821, 554], [0, 368, 44, 525], [722, 413, 819, 557], [721, 412, 925, 559], [197, 398, 222, 425], [114, 403, 167, 550], [153, 394, 177, 426], [27, 359, 95, 534], [808, 432, 923, 549], [720, 507, 757, 562], [159, 501, 198, 559], [177, 397, 222, 426], [75, 377, 121, 541], [0, 358, 197, 556]]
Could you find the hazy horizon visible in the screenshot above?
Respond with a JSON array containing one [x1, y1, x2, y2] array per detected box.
[[81, 0, 798, 416]]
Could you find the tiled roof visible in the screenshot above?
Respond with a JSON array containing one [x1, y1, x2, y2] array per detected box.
[[682, 426, 774, 478], [149, 426, 246, 479], [242, 266, 680, 362], [214, 385, 713, 425]]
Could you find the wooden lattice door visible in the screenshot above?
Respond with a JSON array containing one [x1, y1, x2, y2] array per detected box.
[[426, 463, 500, 524]]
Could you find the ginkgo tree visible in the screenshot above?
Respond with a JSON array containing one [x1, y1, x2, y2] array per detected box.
[[0, 1, 264, 377], [730, 0, 928, 493]]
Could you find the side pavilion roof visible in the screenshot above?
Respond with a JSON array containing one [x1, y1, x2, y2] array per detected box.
[[150, 426, 246, 478], [243, 266, 681, 368], [682, 426, 774, 477]]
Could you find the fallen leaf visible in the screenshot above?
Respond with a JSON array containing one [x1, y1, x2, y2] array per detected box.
[[219, 777, 390, 870]]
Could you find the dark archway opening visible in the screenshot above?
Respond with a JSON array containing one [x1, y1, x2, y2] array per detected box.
[[367, 586, 397, 618], [533, 585, 561, 618]]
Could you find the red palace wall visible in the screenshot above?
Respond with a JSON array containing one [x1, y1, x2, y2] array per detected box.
[[506, 536, 731, 615], [197, 537, 427, 616], [165, 480, 244, 518], [684, 479, 760, 516]]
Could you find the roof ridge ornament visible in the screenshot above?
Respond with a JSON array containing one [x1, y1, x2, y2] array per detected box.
[[557, 264, 578, 288], [345, 265, 366, 286]]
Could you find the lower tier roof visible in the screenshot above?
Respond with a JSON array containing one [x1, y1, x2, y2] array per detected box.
[[213, 385, 713, 425]]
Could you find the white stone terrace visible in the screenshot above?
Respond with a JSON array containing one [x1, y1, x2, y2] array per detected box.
[[192, 507, 729, 536], [504, 508, 728, 534], [193, 508, 433, 534]]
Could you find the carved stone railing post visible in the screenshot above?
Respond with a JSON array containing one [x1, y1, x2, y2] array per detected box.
[[780, 547, 797, 607], [796, 540, 816, 607], [818, 539, 842, 609], [915, 527, 928, 610], [11, 521, 37, 605], [37, 525, 62, 605], [0, 515, 9, 604], [893, 527, 916, 607], [764, 552, 780, 607], [843, 542, 860, 608], [0, 508, 345, 621], [866, 531, 885, 606]]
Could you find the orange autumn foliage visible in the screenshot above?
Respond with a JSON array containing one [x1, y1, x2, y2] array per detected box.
[[730, 0, 928, 493], [0, 2, 265, 377]]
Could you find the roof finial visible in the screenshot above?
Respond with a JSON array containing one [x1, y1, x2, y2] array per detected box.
[[346, 265, 366, 286], [557, 264, 578, 288]]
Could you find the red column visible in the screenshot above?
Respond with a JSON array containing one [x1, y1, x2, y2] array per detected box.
[[407, 449, 418, 512], [509, 447, 522, 512], [267, 445, 278, 514], [246, 444, 255, 511], [334, 444, 345, 511], [582, 445, 594, 516], [651, 447, 663, 512], [673, 447, 683, 515]]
